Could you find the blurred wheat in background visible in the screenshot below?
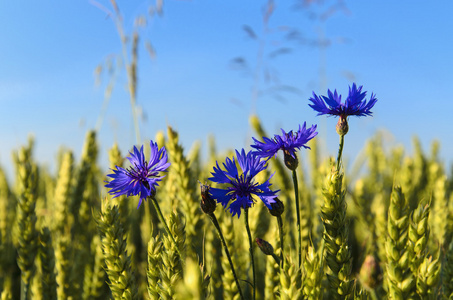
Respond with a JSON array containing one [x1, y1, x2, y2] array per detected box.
[[1, 0, 452, 299], [1, 115, 452, 299]]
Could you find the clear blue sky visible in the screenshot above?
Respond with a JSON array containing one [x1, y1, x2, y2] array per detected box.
[[1, 1, 452, 179]]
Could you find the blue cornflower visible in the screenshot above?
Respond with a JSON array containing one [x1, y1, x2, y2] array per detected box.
[[105, 140, 170, 208], [309, 83, 377, 135], [309, 83, 377, 117], [251, 122, 317, 170], [208, 149, 278, 218]]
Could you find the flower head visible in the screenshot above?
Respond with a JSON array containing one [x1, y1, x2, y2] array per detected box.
[[251, 122, 318, 169], [208, 149, 278, 218], [309, 83, 377, 118], [105, 140, 170, 208]]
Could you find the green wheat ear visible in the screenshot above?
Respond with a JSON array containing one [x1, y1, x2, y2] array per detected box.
[[278, 256, 302, 300], [408, 199, 430, 273], [95, 199, 139, 300], [320, 167, 353, 299], [15, 147, 39, 300], [416, 255, 440, 299], [385, 186, 416, 299], [443, 239, 453, 298], [166, 126, 202, 255], [55, 235, 71, 299], [39, 227, 57, 300], [302, 246, 322, 299], [158, 211, 186, 299], [147, 235, 163, 300], [353, 286, 372, 299], [175, 258, 211, 299], [220, 215, 239, 299], [52, 151, 74, 234], [82, 235, 106, 299]]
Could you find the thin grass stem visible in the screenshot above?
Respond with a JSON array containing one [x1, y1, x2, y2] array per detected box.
[[150, 196, 184, 265], [336, 134, 345, 171], [271, 253, 281, 266], [276, 215, 284, 269], [207, 213, 245, 300], [291, 170, 302, 268], [244, 208, 255, 300]]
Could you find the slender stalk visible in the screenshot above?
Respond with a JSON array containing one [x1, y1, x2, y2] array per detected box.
[[370, 289, 379, 300], [276, 215, 284, 269], [150, 197, 184, 265], [336, 134, 345, 171], [20, 279, 30, 300], [291, 170, 302, 268], [207, 213, 245, 300], [318, 232, 326, 278], [271, 253, 281, 266], [244, 208, 256, 300]]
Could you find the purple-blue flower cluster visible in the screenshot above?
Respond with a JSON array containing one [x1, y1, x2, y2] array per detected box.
[[208, 149, 279, 218], [105, 140, 170, 208], [251, 122, 318, 161], [309, 83, 377, 118]]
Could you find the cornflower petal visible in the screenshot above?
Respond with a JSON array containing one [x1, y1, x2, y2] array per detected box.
[[105, 140, 170, 208], [228, 195, 251, 218], [251, 123, 318, 160], [208, 149, 278, 218], [308, 83, 377, 118], [223, 156, 239, 179], [209, 187, 232, 208]]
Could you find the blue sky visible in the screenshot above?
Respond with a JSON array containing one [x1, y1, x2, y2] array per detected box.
[[1, 1, 452, 179]]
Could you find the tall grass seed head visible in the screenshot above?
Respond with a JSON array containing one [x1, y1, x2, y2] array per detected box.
[[251, 122, 318, 170], [105, 140, 170, 208], [208, 149, 279, 218], [309, 83, 377, 135]]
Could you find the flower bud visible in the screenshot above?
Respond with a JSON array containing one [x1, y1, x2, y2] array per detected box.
[[336, 115, 349, 136], [283, 150, 298, 171], [268, 197, 284, 217], [255, 238, 274, 256], [358, 255, 382, 289], [199, 182, 216, 214]]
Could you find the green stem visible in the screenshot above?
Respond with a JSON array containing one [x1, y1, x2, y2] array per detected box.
[[21, 278, 30, 300], [370, 289, 379, 300], [276, 215, 284, 269], [292, 170, 302, 268], [150, 197, 184, 265], [244, 208, 255, 300], [336, 134, 345, 171], [207, 213, 245, 300], [318, 230, 326, 279], [271, 253, 281, 266]]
